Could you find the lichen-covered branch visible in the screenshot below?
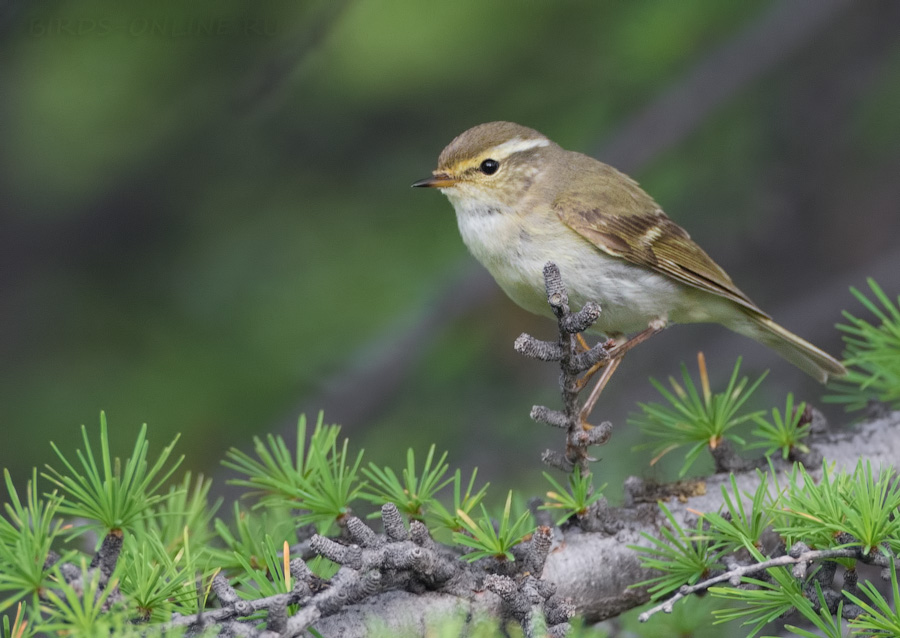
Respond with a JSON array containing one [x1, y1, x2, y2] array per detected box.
[[157, 504, 570, 637], [514, 262, 610, 473]]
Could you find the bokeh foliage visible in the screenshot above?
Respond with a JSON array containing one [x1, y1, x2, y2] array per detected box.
[[2, 1, 899, 495]]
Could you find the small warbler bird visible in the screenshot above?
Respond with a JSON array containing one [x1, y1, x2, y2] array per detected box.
[[413, 121, 846, 383]]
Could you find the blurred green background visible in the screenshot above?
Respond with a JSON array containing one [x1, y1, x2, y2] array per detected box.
[[2, 0, 899, 501]]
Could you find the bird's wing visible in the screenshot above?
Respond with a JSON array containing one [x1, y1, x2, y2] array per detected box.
[[553, 163, 766, 317]]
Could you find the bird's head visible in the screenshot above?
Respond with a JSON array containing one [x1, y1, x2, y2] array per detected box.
[[413, 121, 557, 211]]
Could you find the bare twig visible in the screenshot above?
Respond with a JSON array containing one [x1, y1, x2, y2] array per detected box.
[[88, 530, 123, 582], [515, 262, 609, 472], [638, 544, 889, 623]]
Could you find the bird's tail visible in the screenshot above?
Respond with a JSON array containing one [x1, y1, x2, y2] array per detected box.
[[735, 314, 846, 383]]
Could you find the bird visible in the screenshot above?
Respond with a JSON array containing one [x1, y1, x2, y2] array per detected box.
[[413, 121, 846, 383]]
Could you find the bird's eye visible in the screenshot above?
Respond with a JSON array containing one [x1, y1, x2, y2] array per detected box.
[[479, 159, 500, 175]]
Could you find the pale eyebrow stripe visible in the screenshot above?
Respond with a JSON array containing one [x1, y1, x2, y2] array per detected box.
[[490, 137, 551, 159]]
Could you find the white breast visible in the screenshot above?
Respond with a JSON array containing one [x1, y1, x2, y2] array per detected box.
[[446, 193, 689, 336]]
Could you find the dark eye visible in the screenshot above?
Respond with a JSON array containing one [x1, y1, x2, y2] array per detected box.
[[479, 159, 500, 175]]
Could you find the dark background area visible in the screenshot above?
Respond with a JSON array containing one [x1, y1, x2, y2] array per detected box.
[[2, 0, 899, 503]]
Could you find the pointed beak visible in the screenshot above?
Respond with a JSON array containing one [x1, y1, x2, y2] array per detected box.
[[411, 173, 457, 188]]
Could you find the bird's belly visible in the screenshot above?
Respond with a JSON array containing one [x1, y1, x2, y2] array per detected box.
[[451, 200, 699, 336], [464, 222, 684, 336], [503, 251, 685, 336]]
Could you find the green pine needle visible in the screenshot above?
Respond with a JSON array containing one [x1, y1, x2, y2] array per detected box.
[[540, 467, 606, 525], [631, 503, 722, 599], [41, 412, 183, 536], [223, 413, 365, 533], [361, 444, 453, 520], [826, 278, 900, 411], [845, 557, 900, 635], [425, 468, 490, 534], [631, 354, 766, 476], [0, 469, 67, 615], [453, 491, 534, 562], [748, 393, 810, 460]]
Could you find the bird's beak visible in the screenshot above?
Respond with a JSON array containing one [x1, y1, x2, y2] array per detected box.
[[411, 173, 457, 188]]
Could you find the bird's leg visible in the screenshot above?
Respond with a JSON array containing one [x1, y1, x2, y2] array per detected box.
[[606, 318, 667, 359], [578, 357, 623, 426], [575, 333, 591, 352], [578, 319, 667, 426]]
